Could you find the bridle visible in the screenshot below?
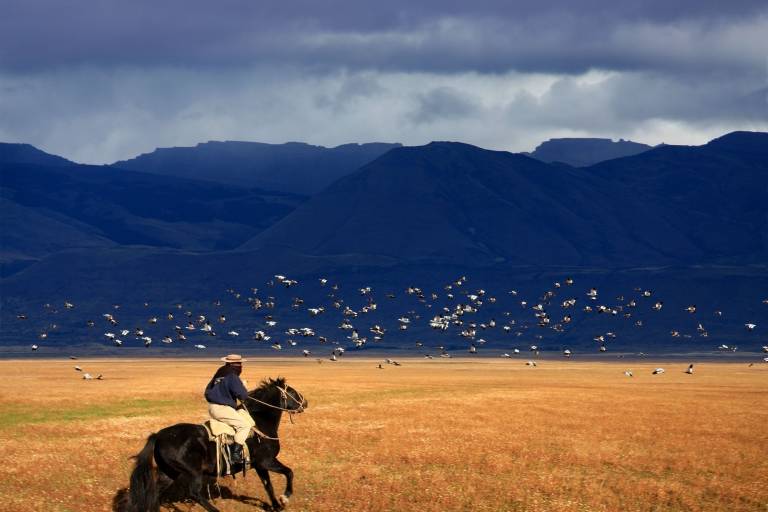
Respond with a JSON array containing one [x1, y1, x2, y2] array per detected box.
[[246, 384, 306, 415], [277, 385, 306, 414], [243, 384, 306, 440]]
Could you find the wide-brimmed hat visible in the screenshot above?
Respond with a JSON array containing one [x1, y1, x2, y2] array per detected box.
[[221, 353, 246, 363]]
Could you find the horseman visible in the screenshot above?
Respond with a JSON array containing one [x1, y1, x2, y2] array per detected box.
[[204, 354, 256, 464]]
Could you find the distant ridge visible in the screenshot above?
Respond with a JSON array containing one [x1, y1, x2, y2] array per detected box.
[[527, 137, 652, 167], [113, 141, 401, 194], [705, 130, 768, 157], [0, 143, 75, 167]]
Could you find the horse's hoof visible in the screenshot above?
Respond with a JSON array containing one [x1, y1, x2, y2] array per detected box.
[[277, 494, 290, 508]]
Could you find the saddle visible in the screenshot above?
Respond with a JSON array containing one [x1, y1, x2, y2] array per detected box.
[[203, 418, 238, 442], [202, 419, 251, 477]]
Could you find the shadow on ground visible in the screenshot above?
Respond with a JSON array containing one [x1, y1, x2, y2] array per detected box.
[[112, 482, 273, 511]]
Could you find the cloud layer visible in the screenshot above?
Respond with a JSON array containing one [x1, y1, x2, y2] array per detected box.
[[1, 1, 766, 162]]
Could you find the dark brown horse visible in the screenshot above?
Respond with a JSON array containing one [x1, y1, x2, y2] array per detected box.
[[119, 377, 307, 511]]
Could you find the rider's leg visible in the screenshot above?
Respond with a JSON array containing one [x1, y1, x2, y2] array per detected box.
[[231, 417, 251, 464], [208, 404, 251, 464]]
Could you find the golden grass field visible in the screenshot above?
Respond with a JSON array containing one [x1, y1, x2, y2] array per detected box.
[[0, 357, 766, 512]]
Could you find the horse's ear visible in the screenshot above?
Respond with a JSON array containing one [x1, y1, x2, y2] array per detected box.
[[275, 376, 286, 387]]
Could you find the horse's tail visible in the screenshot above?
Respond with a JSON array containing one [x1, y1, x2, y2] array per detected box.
[[128, 433, 159, 512]]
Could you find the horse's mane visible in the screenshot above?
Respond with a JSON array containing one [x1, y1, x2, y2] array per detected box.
[[248, 376, 287, 397]]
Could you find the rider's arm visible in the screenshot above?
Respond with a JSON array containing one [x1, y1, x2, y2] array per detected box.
[[227, 373, 250, 402]]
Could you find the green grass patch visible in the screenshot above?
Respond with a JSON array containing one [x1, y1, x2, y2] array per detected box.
[[0, 398, 183, 429]]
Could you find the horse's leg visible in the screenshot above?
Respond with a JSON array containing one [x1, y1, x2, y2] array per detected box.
[[157, 427, 222, 512], [261, 458, 294, 505], [255, 467, 282, 510], [172, 471, 220, 512], [187, 472, 220, 512], [162, 452, 218, 512], [156, 471, 174, 498]]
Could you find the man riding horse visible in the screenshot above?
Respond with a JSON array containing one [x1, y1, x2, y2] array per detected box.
[[204, 353, 255, 464], [123, 373, 307, 512]]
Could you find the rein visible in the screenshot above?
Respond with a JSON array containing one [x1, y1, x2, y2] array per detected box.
[[246, 395, 289, 410], [251, 426, 280, 441]]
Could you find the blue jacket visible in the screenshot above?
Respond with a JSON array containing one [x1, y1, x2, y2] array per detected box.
[[205, 366, 249, 408]]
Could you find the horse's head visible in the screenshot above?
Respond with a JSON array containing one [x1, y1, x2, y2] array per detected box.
[[247, 377, 308, 414], [274, 378, 308, 413]]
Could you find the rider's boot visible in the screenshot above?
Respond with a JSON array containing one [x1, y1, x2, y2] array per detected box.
[[230, 442, 245, 465]]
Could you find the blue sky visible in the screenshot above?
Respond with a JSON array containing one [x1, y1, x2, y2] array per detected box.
[[1, 0, 766, 163]]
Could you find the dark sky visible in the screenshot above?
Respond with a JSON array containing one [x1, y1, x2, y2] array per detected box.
[[1, 0, 766, 162]]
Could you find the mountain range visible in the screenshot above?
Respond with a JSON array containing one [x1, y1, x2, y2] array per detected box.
[[1, 133, 766, 354], [246, 132, 767, 267]]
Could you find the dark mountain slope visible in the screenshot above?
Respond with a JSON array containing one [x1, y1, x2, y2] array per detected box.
[[0, 198, 115, 276], [1, 160, 303, 250], [0, 153, 306, 277], [245, 137, 763, 266], [586, 131, 768, 264]]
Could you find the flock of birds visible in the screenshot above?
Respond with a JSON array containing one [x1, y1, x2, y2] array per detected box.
[[13, 274, 768, 377]]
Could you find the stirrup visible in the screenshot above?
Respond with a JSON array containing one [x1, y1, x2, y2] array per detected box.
[[230, 443, 246, 465]]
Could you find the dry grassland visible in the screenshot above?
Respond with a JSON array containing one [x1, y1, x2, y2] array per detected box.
[[0, 358, 766, 512]]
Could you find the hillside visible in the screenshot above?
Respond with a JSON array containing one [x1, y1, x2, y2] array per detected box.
[[0, 156, 304, 275], [245, 133, 768, 267]]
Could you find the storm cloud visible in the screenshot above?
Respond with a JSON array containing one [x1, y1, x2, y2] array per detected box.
[[1, 1, 766, 162]]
